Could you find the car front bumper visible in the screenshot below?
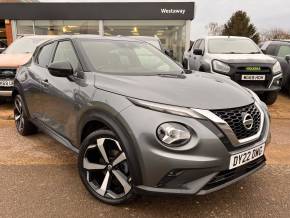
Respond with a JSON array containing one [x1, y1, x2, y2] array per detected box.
[[119, 101, 270, 196], [0, 90, 12, 97]]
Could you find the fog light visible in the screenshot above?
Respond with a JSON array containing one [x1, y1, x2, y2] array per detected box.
[[156, 122, 191, 147]]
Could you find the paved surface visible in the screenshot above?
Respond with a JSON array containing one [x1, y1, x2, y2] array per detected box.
[[0, 95, 290, 217]]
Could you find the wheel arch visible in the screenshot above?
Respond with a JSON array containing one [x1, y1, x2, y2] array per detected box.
[[77, 106, 143, 185]]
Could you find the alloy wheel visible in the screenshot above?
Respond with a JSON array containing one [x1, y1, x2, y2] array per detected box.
[[14, 97, 25, 132], [81, 137, 132, 200]]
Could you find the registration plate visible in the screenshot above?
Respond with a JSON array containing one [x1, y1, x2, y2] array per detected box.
[[0, 80, 14, 87], [241, 75, 265, 81], [229, 144, 265, 169]]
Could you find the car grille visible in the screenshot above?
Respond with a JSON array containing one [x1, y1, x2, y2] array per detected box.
[[231, 66, 272, 88], [202, 156, 265, 191], [211, 103, 261, 140], [0, 68, 16, 79]]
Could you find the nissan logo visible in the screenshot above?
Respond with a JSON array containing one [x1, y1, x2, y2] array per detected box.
[[242, 113, 254, 130]]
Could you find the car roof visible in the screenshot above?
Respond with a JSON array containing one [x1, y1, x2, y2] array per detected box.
[[264, 40, 290, 45], [203, 36, 251, 40], [128, 36, 160, 41], [18, 35, 57, 40], [44, 34, 144, 42]]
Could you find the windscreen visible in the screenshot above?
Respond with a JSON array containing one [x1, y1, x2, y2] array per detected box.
[[208, 38, 261, 54], [79, 39, 182, 75], [144, 40, 161, 50], [3, 37, 48, 54]]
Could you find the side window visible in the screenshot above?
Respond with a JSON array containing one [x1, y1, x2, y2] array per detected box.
[[277, 45, 290, 58], [265, 44, 277, 56], [37, 43, 55, 68], [199, 40, 205, 52], [193, 40, 201, 51], [53, 41, 80, 71]]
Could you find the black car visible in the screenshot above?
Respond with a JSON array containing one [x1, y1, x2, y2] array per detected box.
[[261, 40, 290, 95], [0, 39, 7, 53], [13, 35, 270, 205]]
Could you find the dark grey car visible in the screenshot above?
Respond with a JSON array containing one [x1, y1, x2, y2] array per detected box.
[[13, 35, 271, 205]]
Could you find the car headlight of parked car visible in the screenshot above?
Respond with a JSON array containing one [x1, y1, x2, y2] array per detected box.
[[128, 98, 203, 119], [157, 122, 191, 147], [212, 60, 231, 74], [272, 61, 282, 75]]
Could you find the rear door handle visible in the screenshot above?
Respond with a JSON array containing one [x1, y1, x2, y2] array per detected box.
[[41, 79, 49, 87]]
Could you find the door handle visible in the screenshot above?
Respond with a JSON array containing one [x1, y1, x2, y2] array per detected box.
[[41, 79, 49, 87]]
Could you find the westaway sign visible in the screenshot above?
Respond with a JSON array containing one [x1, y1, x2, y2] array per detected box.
[[161, 8, 186, 15], [0, 2, 194, 20]]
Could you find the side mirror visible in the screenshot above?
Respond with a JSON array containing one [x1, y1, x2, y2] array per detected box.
[[285, 55, 290, 63], [193, 49, 203, 56], [48, 61, 74, 77]]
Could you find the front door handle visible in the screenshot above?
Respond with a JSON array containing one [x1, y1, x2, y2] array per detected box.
[[41, 79, 49, 87]]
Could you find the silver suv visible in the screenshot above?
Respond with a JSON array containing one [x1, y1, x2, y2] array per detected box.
[[183, 36, 283, 105], [14, 35, 270, 205]]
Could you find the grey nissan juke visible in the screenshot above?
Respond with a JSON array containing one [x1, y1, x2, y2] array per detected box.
[[13, 35, 270, 205]]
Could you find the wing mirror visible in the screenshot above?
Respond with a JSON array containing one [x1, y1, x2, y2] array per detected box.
[[285, 55, 290, 63], [193, 49, 203, 56], [48, 61, 74, 77]]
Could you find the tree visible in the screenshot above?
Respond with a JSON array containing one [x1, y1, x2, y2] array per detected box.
[[222, 10, 260, 43], [205, 22, 224, 36]]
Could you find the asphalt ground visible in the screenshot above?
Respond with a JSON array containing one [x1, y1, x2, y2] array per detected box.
[[0, 95, 290, 218]]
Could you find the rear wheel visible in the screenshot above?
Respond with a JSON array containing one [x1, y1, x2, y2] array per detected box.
[[14, 95, 37, 135], [78, 129, 135, 205], [262, 91, 278, 105]]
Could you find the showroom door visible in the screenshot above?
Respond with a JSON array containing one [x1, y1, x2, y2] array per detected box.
[[40, 40, 81, 139]]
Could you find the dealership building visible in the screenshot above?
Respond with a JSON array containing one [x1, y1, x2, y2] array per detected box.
[[0, 0, 195, 61]]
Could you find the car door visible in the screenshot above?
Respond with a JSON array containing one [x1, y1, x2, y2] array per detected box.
[[188, 39, 201, 70], [23, 42, 56, 120], [275, 44, 290, 88], [40, 40, 82, 139]]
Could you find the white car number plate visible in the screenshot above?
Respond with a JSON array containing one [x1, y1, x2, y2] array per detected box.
[[0, 80, 14, 87], [229, 144, 265, 169], [241, 75, 265, 81]]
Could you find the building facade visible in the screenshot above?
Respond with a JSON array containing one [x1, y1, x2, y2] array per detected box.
[[0, 1, 195, 61]]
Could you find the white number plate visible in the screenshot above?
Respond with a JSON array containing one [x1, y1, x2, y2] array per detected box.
[[229, 144, 265, 169], [0, 80, 14, 87], [241, 75, 265, 81]]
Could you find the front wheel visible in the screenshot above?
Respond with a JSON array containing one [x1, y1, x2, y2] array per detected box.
[[78, 129, 135, 205], [14, 94, 37, 135], [262, 91, 278, 105]]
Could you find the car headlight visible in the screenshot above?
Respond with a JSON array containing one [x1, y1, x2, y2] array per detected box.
[[212, 60, 231, 74], [272, 61, 282, 75], [128, 98, 204, 119], [157, 122, 191, 147]]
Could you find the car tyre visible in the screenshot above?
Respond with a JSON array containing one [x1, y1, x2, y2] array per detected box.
[[262, 91, 278, 105], [14, 94, 37, 136], [0, 97, 6, 105], [78, 129, 136, 205]]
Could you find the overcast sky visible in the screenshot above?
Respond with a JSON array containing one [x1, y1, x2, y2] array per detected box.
[[192, 0, 290, 40], [40, 0, 290, 40]]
